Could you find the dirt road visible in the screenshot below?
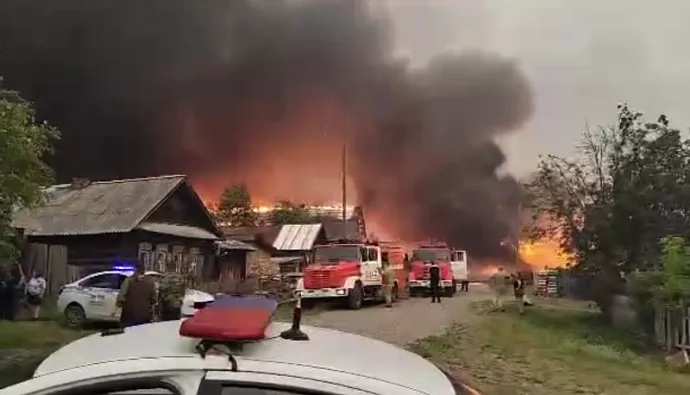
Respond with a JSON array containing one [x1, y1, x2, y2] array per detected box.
[[302, 283, 492, 346]]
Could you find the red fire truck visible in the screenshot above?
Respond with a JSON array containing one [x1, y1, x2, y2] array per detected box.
[[408, 242, 458, 297], [295, 240, 406, 309]]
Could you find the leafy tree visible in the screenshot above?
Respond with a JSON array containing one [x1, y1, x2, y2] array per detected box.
[[216, 184, 257, 227], [270, 200, 319, 225], [0, 81, 59, 258], [524, 103, 690, 318], [628, 237, 690, 335]]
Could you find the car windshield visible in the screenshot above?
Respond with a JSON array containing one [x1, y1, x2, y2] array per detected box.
[[313, 246, 360, 263], [412, 249, 451, 261]]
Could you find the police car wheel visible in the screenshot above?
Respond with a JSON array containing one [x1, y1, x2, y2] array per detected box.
[[64, 303, 86, 328]]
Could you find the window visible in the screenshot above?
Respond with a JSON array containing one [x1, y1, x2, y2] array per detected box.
[[368, 248, 378, 261], [156, 251, 168, 272], [139, 250, 152, 271], [40, 378, 178, 395], [80, 274, 124, 289], [139, 242, 153, 270], [312, 246, 361, 263], [412, 249, 451, 261], [221, 387, 334, 395]]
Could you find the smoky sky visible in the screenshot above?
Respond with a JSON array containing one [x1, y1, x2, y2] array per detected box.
[[0, 0, 533, 258]]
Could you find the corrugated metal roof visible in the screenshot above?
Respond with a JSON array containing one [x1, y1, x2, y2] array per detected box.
[[270, 256, 303, 264], [12, 175, 187, 236], [216, 239, 257, 251], [137, 222, 219, 240], [221, 226, 280, 244], [272, 224, 323, 251]]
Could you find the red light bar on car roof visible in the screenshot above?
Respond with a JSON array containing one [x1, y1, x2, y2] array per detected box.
[[179, 295, 278, 341]]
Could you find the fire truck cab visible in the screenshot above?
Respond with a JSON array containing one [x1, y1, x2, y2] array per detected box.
[[408, 243, 457, 297], [295, 241, 401, 310]]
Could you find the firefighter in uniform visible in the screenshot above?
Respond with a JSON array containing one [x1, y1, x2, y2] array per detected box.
[[490, 266, 511, 310], [379, 253, 395, 308], [512, 273, 525, 314], [428, 260, 441, 303]]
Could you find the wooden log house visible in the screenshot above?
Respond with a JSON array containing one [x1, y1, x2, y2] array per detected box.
[[12, 175, 225, 290]]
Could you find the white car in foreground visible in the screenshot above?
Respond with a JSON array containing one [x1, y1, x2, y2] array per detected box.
[[0, 302, 477, 395], [56, 270, 214, 327]]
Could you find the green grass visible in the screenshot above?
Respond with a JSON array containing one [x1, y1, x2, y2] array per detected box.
[[410, 300, 690, 395], [0, 297, 93, 388], [0, 320, 91, 388]]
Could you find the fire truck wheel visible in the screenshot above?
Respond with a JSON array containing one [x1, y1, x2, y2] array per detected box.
[[347, 283, 363, 310], [444, 286, 456, 298], [392, 284, 399, 302]]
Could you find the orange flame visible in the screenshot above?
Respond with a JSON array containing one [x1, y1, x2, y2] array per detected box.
[[519, 238, 573, 271]]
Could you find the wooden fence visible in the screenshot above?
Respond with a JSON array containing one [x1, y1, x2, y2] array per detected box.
[[655, 307, 690, 351]]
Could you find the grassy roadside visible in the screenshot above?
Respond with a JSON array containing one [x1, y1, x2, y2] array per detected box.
[[409, 299, 690, 395], [0, 320, 91, 388]]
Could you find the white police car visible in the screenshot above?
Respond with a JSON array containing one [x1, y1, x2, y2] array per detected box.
[[1, 295, 479, 395], [56, 268, 215, 327]]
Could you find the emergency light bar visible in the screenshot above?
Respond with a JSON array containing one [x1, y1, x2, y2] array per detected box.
[[180, 295, 278, 341], [180, 292, 309, 346]]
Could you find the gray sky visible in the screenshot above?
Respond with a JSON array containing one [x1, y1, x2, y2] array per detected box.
[[384, 0, 690, 176]]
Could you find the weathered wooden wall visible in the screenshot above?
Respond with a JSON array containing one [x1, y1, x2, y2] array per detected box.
[[247, 246, 278, 280], [22, 243, 78, 295]]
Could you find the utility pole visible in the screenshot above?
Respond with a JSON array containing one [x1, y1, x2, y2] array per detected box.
[[342, 142, 347, 238], [322, 96, 349, 239]]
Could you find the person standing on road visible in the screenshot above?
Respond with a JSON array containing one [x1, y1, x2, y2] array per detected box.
[[490, 266, 510, 310], [25, 270, 46, 320], [428, 260, 441, 303], [512, 273, 525, 314], [379, 255, 395, 308], [117, 263, 157, 328]]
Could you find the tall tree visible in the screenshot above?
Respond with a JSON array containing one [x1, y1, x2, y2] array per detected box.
[[524, 103, 690, 317], [0, 81, 59, 258], [216, 184, 257, 227], [270, 200, 319, 225]]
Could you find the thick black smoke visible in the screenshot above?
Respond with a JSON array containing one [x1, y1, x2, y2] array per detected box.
[[0, 0, 532, 258]]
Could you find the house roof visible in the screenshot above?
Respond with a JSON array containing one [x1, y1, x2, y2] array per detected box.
[[216, 239, 257, 251], [136, 222, 219, 240], [12, 175, 219, 237], [222, 226, 280, 244], [272, 224, 323, 251]]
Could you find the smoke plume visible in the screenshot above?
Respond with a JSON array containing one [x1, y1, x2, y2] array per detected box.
[[0, 0, 533, 258]]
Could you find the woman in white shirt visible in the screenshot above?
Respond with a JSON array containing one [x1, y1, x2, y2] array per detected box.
[[26, 271, 46, 319]]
